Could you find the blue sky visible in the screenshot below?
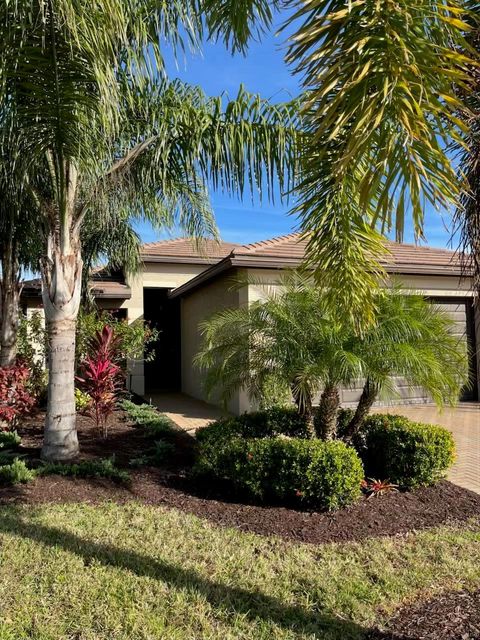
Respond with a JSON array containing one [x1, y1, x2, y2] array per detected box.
[[135, 11, 454, 250]]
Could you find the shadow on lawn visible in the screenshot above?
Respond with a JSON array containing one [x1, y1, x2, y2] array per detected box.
[[0, 509, 409, 640]]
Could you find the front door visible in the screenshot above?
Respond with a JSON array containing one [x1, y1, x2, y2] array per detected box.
[[143, 288, 181, 392]]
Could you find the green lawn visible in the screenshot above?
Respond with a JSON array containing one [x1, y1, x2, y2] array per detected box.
[[0, 503, 479, 639]]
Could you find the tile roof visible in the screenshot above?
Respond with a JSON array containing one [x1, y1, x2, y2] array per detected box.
[[170, 232, 470, 298], [140, 237, 238, 263], [230, 232, 466, 274]]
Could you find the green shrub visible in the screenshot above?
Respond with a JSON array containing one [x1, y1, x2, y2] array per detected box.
[[197, 407, 311, 446], [0, 430, 21, 450], [121, 400, 176, 436], [195, 435, 363, 511], [38, 457, 130, 484], [152, 440, 175, 463], [129, 440, 176, 467], [0, 458, 35, 484], [75, 388, 92, 412], [359, 413, 455, 488]]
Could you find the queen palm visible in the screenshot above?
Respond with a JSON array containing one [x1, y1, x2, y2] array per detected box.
[[195, 277, 468, 440], [0, 1, 297, 461], [283, 0, 475, 323]]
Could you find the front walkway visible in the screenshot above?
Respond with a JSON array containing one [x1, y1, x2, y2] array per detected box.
[[149, 393, 480, 494], [147, 392, 229, 434], [383, 404, 480, 494]]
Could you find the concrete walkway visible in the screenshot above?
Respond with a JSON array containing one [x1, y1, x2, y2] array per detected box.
[[147, 392, 229, 434], [149, 393, 480, 494]]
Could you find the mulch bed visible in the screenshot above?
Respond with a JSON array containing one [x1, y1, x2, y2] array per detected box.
[[368, 589, 480, 639], [2, 409, 480, 547]]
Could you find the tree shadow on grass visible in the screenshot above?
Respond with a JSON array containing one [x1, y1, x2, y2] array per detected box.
[[0, 508, 409, 640]]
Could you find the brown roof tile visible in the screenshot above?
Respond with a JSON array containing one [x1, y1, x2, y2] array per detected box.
[[140, 237, 238, 263], [231, 232, 466, 274]]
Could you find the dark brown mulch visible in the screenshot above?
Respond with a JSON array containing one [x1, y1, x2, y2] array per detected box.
[[2, 410, 480, 545], [368, 589, 480, 640]]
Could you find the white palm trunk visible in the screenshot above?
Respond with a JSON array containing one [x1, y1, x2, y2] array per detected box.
[[40, 230, 83, 461]]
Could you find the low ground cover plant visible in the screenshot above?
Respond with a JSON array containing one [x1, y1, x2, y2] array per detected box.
[[0, 458, 35, 484], [37, 457, 130, 484], [121, 400, 176, 437]]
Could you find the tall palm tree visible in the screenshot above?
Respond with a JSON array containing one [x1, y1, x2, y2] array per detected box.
[[0, 2, 298, 461], [195, 276, 468, 440], [283, 0, 475, 325]]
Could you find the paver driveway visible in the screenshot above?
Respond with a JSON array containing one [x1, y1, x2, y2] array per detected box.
[[149, 393, 480, 494], [383, 404, 480, 494]]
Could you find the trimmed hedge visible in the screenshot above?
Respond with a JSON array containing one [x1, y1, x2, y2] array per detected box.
[[195, 432, 363, 510], [196, 407, 311, 444], [358, 413, 455, 488]]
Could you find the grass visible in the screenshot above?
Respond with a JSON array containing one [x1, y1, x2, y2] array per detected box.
[[0, 503, 479, 639]]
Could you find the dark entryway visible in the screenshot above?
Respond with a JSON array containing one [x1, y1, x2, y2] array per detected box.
[[143, 288, 181, 393]]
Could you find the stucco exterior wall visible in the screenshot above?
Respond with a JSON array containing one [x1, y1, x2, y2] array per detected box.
[[180, 272, 243, 413]]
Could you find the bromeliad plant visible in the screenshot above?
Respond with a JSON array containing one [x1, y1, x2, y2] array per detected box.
[[0, 360, 36, 429], [76, 326, 124, 438]]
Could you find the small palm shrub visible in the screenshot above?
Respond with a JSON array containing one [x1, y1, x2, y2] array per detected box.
[[195, 431, 363, 510], [357, 414, 455, 488], [0, 458, 35, 484]]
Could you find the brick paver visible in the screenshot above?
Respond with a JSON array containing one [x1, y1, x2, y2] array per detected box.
[[149, 393, 480, 494], [383, 404, 480, 494]]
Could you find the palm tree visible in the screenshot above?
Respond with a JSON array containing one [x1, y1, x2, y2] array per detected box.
[[194, 274, 363, 437], [195, 277, 469, 440], [0, 164, 43, 366], [283, 0, 475, 324], [343, 291, 470, 439], [0, 2, 298, 461]]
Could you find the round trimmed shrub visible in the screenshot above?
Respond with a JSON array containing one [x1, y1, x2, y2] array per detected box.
[[358, 413, 455, 488], [194, 434, 364, 511], [196, 407, 311, 445]]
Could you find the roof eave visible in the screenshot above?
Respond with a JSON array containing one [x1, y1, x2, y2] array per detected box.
[[169, 254, 471, 298]]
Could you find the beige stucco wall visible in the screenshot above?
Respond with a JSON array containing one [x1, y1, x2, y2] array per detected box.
[[180, 271, 246, 413]]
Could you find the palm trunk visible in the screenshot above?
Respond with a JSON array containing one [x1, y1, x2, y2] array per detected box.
[[40, 160, 83, 461], [0, 235, 21, 367], [316, 383, 340, 440], [290, 384, 316, 438], [41, 242, 83, 461], [344, 378, 379, 441]]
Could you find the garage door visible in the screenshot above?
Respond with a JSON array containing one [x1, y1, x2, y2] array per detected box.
[[430, 298, 478, 402], [340, 297, 478, 406]]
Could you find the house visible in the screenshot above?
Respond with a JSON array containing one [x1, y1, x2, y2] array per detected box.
[[22, 233, 480, 413]]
